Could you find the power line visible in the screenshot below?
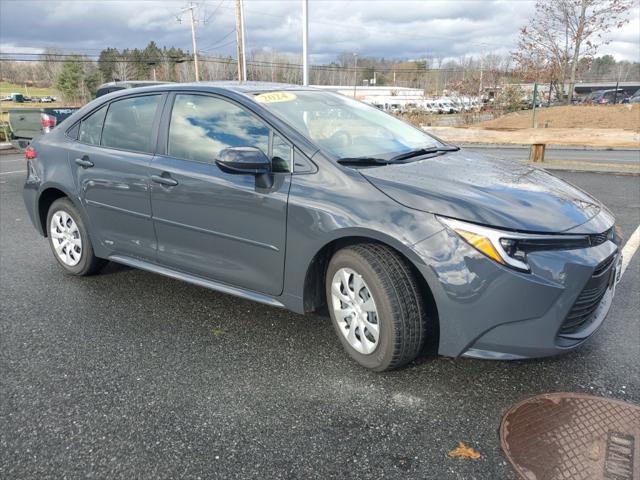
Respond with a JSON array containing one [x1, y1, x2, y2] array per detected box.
[[0, 52, 504, 74], [0, 54, 512, 75], [202, 38, 237, 52], [0, 52, 471, 71], [204, 0, 227, 23], [199, 29, 236, 52]]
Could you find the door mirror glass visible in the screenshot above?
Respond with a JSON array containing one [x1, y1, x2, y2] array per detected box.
[[215, 147, 271, 175]]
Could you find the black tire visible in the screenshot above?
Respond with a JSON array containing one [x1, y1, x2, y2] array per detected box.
[[325, 243, 427, 371], [46, 197, 106, 276]]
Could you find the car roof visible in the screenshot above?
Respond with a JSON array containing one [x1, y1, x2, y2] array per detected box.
[[98, 80, 170, 88], [102, 81, 320, 98]]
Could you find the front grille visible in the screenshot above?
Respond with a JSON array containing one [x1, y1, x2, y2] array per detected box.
[[559, 253, 616, 335], [589, 228, 613, 247], [593, 253, 616, 276]]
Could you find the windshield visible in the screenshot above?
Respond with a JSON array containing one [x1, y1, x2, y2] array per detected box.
[[254, 90, 441, 160]]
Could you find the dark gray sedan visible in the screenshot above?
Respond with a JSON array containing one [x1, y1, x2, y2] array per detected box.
[[23, 82, 623, 370]]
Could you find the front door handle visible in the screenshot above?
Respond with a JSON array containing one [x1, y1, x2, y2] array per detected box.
[[151, 174, 178, 187], [75, 157, 94, 168]]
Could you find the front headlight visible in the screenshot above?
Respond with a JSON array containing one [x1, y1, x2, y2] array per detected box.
[[438, 217, 591, 272]]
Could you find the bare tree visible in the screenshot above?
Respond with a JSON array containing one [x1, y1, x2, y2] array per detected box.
[[38, 48, 64, 85], [514, 0, 633, 103]]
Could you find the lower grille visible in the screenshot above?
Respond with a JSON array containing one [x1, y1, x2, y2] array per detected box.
[[559, 253, 616, 335]]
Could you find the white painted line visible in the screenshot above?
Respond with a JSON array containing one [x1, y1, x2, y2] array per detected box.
[[621, 224, 640, 277], [0, 170, 26, 175], [0, 159, 24, 164]]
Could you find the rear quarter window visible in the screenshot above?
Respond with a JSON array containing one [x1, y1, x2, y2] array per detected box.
[[78, 105, 107, 145], [101, 95, 161, 153]]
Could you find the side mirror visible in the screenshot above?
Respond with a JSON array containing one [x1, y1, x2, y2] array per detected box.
[[215, 147, 271, 175]]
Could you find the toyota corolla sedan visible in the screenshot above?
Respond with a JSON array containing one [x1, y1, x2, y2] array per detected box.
[[23, 82, 623, 371]]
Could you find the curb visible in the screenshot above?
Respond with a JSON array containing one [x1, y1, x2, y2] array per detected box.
[[523, 159, 639, 175]]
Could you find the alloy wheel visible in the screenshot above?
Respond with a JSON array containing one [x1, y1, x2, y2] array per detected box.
[[50, 210, 82, 267], [330, 267, 380, 355]]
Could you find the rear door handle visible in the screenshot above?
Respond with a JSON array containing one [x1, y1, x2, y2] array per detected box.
[[151, 174, 178, 187], [75, 157, 94, 168]]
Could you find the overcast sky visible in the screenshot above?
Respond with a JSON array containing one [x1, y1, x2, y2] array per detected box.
[[1, 0, 639, 63]]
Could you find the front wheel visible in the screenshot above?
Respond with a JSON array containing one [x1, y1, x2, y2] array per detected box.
[[46, 198, 106, 276], [326, 243, 428, 371]]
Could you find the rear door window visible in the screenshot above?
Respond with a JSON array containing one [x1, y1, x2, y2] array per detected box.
[[78, 105, 107, 145], [101, 95, 161, 153], [167, 94, 270, 164]]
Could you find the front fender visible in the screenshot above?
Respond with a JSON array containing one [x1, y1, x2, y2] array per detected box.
[[281, 160, 444, 313]]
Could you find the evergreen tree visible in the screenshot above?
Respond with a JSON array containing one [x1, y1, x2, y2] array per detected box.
[[97, 47, 120, 82], [55, 58, 84, 103]]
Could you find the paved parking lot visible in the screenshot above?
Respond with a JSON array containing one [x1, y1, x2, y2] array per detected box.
[[1, 155, 638, 479]]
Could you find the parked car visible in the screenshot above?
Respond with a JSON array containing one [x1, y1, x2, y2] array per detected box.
[[8, 92, 25, 103], [23, 82, 623, 371], [422, 100, 439, 114], [584, 89, 627, 105], [437, 99, 459, 114], [628, 89, 640, 104], [8, 107, 79, 150]]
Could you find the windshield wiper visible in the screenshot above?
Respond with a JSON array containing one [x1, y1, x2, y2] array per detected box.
[[337, 157, 393, 166], [390, 145, 460, 162], [337, 145, 460, 166]]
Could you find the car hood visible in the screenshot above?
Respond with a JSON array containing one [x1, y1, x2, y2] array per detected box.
[[360, 150, 602, 233]]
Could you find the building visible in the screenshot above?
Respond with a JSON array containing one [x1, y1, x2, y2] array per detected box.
[[312, 85, 424, 99]]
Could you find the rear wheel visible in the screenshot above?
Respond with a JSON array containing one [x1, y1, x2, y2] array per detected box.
[[326, 243, 427, 371], [46, 198, 106, 275]]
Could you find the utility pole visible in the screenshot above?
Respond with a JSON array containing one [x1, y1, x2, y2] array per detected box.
[[531, 82, 538, 127], [147, 62, 158, 81], [240, 0, 247, 81], [302, 0, 309, 86], [235, 0, 246, 82], [180, 3, 200, 81], [478, 54, 483, 97], [353, 53, 358, 98]]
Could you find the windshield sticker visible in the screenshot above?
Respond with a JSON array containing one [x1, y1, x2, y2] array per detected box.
[[255, 91, 297, 104]]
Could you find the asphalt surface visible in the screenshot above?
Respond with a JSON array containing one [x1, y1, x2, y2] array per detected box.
[[1, 161, 639, 479]]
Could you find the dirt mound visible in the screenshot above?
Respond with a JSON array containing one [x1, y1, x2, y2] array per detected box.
[[477, 104, 640, 131]]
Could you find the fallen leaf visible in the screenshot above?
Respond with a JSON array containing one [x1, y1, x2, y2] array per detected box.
[[448, 442, 481, 460], [211, 328, 225, 337]]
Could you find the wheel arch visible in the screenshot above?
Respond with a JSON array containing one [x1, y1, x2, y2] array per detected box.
[[301, 233, 439, 345], [37, 184, 79, 237]]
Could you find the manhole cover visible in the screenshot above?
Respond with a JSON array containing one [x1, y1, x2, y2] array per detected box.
[[500, 393, 639, 480]]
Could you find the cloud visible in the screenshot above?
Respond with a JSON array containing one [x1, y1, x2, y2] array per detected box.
[[0, 0, 638, 62]]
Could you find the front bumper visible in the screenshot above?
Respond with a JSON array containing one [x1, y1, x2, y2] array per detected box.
[[462, 252, 621, 360], [412, 217, 621, 360]]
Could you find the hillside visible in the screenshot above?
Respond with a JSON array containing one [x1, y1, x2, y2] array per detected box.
[[0, 81, 59, 98], [477, 104, 640, 131]]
